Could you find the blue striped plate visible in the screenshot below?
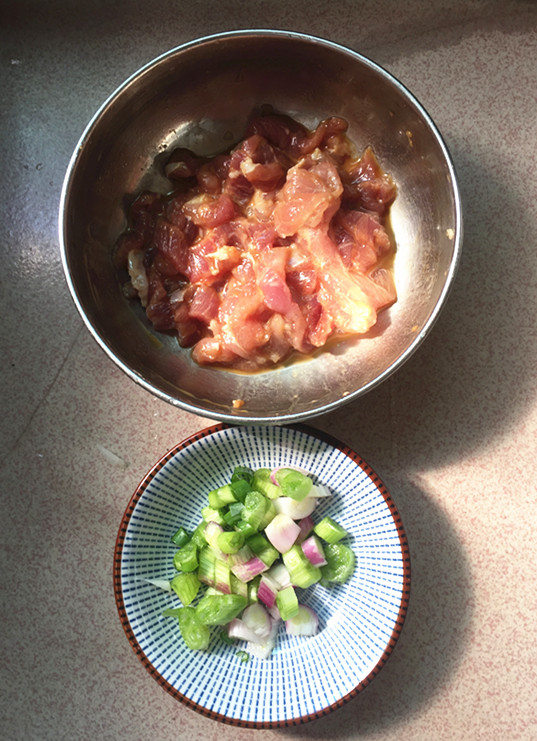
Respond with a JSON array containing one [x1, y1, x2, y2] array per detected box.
[[114, 424, 410, 726]]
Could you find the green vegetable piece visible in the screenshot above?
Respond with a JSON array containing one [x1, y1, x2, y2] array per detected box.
[[214, 558, 232, 594], [248, 575, 260, 604], [173, 541, 198, 573], [208, 484, 237, 509], [217, 530, 245, 554], [276, 585, 299, 620], [170, 572, 200, 606], [171, 526, 191, 547], [282, 545, 322, 588], [195, 594, 248, 626], [234, 520, 257, 539], [274, 468, 312, 501], [242, 490, 271, 531], [247, 533, 279, 567], [201, 505, 226, 526], [236, 650, 250, 662], [321, 543, 356, 584], [231, 465, 254, 484], [230, 479, 251, 502], [176, 607, 211, 650], [230, 574, 249, 600], [251, 468, 281, 500], [198, 546, 216, 586], [314, 516, 348, 544], [259, 498, 277, 530], [190, 522, 207, 547], [223, 501, 245, 526]]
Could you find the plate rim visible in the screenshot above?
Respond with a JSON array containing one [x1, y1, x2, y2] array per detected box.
[[113, 422, 411, 727]]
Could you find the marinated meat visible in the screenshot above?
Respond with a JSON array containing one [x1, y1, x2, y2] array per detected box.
[[116, 113, 397, 370]]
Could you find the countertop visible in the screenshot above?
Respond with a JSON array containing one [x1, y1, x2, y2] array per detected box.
[[1, 2, 537, 739]]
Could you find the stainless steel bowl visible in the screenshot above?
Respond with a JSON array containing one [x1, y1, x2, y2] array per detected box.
[[59, 30, 462, 424]]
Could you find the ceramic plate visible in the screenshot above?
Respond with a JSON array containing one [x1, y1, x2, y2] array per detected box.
[[114, 424, 410, 726]]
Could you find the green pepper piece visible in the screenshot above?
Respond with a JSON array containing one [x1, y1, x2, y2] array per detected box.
[[175, 607, 210, 650]]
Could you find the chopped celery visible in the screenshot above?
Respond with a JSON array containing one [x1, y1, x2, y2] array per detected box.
[[195, 594, 248, 626], [208, 483, 237, 509], [282, 545, 322, 588], [247, 533, 279, 567], [170, 526, 191, 547], [175, 607, 210, 650], [314, 516, 348, 543], [248, 575, 261, 604], [217, 530, 245, 554], [274, 468, 313, 501], [173, 541, 198, 573], [251, 468, 281, 499], [170, 572, 200, 606], [276, 585, 299, 620], [321, 543, 356, 584]]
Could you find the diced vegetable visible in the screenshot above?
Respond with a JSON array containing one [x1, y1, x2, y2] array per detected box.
[[282, 544, 322, 588], [273, 495, 317, 520], [208, 484, 237, 509], [273, 468, 313, 501], [265, 513, 301, 553], [217, 530, 245, 554], [196, 593, 248, 626], [276, 585, 300, 620], [314, 516, 348, 543], [173, 541, 198, 573], [301, 534, 327, 566], [321, 543, 356, 584], [251, 468, 281, 499], [170, 526, 191, 547], [159, 463, 355, 658], [246, 532, 279, 567], [285, 605, 319, 636], [175, 607, 210, 650], [170, 572, 200, 606]]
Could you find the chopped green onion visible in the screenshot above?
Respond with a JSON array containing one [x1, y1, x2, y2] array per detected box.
[[276, 585, 299, 620], [251, 468, 281, 499], [208, 483, 237, 509], [321, 543, 356, 584], [247, 532, 279, 567], [170, 526, 191, 547], [190, 521, 207, 547], [230, 478, 251, 502], [231, 465, 254, 484], [274, 468, 313, 501], [175, 607, 211, 650], [314, 516, 348, 543], [217, 530, 245, 554], [236, 650, 250, 662], [173, 541, 198, 573], [201, 505, 226, 526], [282, 544, 322, 588], [195, 593, 248, 626], [223, 501, 245, 526], [241, 491, 270, 531], [170, 572, 200, 606]]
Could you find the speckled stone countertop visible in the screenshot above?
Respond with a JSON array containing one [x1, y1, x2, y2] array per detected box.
[[2, 2, 537, 739]]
